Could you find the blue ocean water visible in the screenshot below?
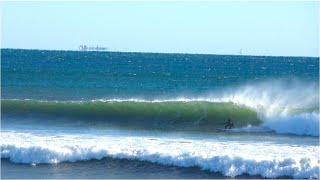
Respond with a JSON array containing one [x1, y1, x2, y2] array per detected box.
[[2, 49, 318, 100], [1, 49, 319, 178]]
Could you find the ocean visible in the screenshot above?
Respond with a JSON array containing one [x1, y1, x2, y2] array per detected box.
[[1, 49, 319, 178]]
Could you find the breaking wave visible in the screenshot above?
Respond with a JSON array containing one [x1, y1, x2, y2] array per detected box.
[[1, 131, 319, 178], [2, 79, 319, 136]]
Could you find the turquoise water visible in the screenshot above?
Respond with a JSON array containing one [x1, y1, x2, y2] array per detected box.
[[1, 49, 319, 178]]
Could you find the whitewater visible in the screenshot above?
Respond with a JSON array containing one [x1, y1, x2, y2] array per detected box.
[[1, 130, 319, 178]]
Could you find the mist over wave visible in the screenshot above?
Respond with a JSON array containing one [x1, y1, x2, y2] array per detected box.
[[210, 80, 319, 136]]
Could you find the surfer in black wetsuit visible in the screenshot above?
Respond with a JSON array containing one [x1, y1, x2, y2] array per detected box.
[[224, 119, 234, 129]]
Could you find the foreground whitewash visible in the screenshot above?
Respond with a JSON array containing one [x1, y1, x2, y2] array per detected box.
[[1, 131, 319, 178]]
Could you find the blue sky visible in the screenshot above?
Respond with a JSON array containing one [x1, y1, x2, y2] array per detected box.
[[1, 1, 319, 57]]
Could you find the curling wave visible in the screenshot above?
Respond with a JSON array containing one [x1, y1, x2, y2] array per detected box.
[[2, 79, 319, 136]]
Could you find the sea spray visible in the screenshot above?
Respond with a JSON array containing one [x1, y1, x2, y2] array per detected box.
[[211, 80, 319, 136]]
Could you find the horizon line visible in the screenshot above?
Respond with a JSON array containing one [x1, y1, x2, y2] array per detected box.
[[1, 48, 319, 59]]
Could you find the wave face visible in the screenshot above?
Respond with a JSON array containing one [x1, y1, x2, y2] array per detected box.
[[1, 131, 319, 178], [2, 80, 319, 136], [1, 100, 260, 131]]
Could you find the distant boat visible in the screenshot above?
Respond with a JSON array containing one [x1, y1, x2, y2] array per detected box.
[[79, 45, 107, 51]]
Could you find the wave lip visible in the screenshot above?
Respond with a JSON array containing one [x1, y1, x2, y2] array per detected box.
[[1, 131, 319, 178]]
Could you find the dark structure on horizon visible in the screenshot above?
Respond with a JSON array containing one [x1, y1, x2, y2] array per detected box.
[[79, 45, 108, 51]]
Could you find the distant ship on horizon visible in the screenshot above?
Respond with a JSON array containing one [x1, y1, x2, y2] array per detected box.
[[79, 45, 108, 51]]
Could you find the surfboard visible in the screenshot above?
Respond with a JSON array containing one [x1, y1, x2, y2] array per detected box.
[[215, 128, 233, 132], [216, 127, 275, 134]]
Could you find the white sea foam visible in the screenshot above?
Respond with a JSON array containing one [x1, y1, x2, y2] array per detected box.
[[263, 113, 319, 136], [1, 131, 319, 178]]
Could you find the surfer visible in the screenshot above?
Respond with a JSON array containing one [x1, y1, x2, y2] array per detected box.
[[224, 118, 234, 129]]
